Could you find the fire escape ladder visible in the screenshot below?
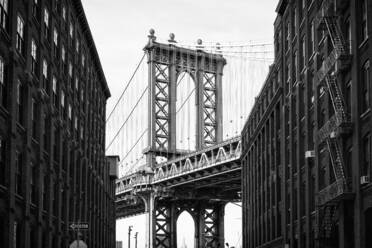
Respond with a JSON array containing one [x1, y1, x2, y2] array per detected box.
[[326, 137, 346, 182], [319, 204, 337, 239], [324, 16, 348, 58], [325, 75, 348, 124]]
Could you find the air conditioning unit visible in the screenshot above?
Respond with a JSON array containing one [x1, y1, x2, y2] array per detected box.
[[305, 150, 315, 158], [360, 176, 370, 185]]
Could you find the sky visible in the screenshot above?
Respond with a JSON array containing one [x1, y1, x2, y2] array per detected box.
[[80, 0, 278, 247]]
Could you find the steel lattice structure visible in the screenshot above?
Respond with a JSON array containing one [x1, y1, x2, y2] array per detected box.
[[115, 33, 241, 248]]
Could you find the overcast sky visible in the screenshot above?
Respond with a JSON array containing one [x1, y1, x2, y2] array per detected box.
[[80, 0, 278, 247]]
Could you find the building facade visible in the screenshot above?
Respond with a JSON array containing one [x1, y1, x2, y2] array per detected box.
[[0, 0, 116, 248], [242, 0, 372, 247]]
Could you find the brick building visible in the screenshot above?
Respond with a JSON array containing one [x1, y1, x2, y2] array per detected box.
[[0, 0, 116, 247], [242, 0, 372, 247]]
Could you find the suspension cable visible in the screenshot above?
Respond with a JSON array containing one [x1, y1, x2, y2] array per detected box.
[[119, 128, 148, 165], [106, 86, 148, 151], [106, 53, 146, 123], [176, 88, 196, 114]]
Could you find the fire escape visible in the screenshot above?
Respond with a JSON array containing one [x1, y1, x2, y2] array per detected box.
[[314, 0, 353, 243]]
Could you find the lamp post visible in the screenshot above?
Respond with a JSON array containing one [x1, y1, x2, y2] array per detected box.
[[128, 226, 133, 248], [134, 232, 138, 248]]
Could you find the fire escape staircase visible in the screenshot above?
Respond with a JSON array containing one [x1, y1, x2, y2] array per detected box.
[[316, 11, 353, 207], [315, 4, 354, 241], [317, 204, 338, 242]]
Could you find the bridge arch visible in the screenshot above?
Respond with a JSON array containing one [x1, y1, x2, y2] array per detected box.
[[224, 202, 242, 248], [176, 210, 196, 248], [176, 71, 197, 151]]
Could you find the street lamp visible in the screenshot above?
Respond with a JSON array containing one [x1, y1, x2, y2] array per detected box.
[[134, 232, 138, 248], [128, 226, 133, 248]]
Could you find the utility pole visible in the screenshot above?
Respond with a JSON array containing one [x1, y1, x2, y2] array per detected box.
[[134, 232, 138, 248], [128, 226, 133, 248]]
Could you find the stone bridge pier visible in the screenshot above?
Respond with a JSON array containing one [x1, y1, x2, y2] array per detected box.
[[138, 191, 226, 248]]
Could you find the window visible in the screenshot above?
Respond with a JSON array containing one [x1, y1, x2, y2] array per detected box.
[[30, 162, 37, 203], [80, 124, 84, 140], [53, 129, 59, 162], [16, 15, 25, 55], [309, 20, 315, 56], [319, 109, 326, 127], [54, 0, 59, 12], [62, 6, 66, 21], [74, 117, 78, 137], [74, 116, 78, 130], [0, 0, 8, 30], [286, 21, 290, 51], [16, 81, 23, 124], [43, 8, 49, 39], [301, 37, 305, 70], [32, 0, 38, 18], [76, 39, 79, 53], [294, 51, 298, 81], [361, 0, 368, 42], [31, 39, 37, 75], [53, 28, 58, 57], [0, 137, 5, 185], [75, 77, 79, 90], [31, 98, 37, 138], [13, 221, 22, 248], [294, 7, 298, 32], [52, 76, 57, 107], [42, 173, 47, 210], [61, 45, 66, 63], [346, 17, 352, 53], [15, 151, 22, 195], [52, 181, 58, 214], [80, 83, 84, 102], [363, 135, 371, 176], [346, 80, 352, 114], [362, 61, 370, 113], [61, 90, 65, 109], [82, 54, 85, 67], [0, 56, 5, 107], [68, 104, 72, 120], [285, 64, 290, 94], [43, 114, 49, 150], [42, 59, 48, 90], [68, 62, 72, 78], [69, 21, 74, 39]]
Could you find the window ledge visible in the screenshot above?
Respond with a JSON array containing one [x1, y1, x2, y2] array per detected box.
[[360, 108, 371, 119], [308, 52, 316, 63], [16, 122, 25, 133], [318, 36, 327, 47], [358, 37, 369, 50], [0, 184, 7, 191], [0, 28, 11, 43], [0, 105, 9, 118]]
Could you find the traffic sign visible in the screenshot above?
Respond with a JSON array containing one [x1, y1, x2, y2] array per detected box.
[[69, 222, 89, 230]]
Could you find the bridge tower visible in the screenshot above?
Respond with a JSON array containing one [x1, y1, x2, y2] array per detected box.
[[144, 29, 225, 159], [136, 30, 227, 248]]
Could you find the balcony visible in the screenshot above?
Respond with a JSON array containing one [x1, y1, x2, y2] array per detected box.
[[317, 112, 352, 143], [316, 179, 353, 206], [315, 0, 335, 30]]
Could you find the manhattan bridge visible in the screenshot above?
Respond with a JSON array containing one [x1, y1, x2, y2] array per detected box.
[[106, 30, 273, 248]]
